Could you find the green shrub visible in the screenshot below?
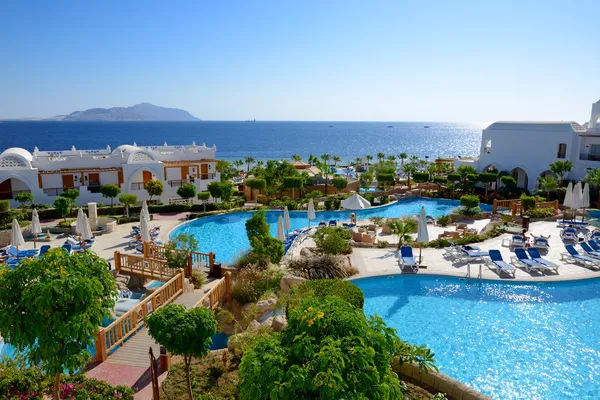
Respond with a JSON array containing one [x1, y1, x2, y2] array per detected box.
[[231, 267, 283, 304], [313, 226, 352, 255], [286, 254, 358, 280], [249, 236, 284, 264], [116, 216, 143, 224], [437, 214, 452, 227], [288, 280, 364, 311], [525, 208, 554, 219], [377, 240, 389, 248], [245, 211, 270, 241], [458, 194, 480, 215], [331, 176, 348, 192], [190, 271, 207, 289], [234, 251, 270, 270], [520, 195, 536, 212], [57, 219, 75, 228], [0, 200, 9, 213]]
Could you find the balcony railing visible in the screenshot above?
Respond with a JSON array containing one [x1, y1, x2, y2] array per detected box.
[[168, 179, 191, 188], [580, 153, 600, 161], [43, 188, 64, 196], [131, 182, 144, 190]]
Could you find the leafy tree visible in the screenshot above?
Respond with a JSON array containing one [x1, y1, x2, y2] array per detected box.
[[479, 172, 498, 196], [500, 175, 517, 194], [459, 194, 480, 215], [146, 304, 217, 400], [313, 226, 351, 254], [144, 179, 164, 201], [413, 172, 430, 195], [249, 235, 284, 264], [365, 154, 373, 166], [233, 159, 244, 171], [549, 160, 573, 186], [14, 192, 34, 209], [433, 175, 447, 192], [197, 191, 211, 212], [447, 173, 461, 183], [245, 210, 270, 241], [207, 181, 233, 202], [537, 176, 558, 199], [164, 233, 199, 270], [0, 249, 117, 399], [585, 168, 600, 208], [218, 160, 238, 182], [457, 165, 477, 178], [520, 194, 536, 212], [60, 189, 80, 213], [177, 183, 197, 204], [244, 157, 255, 172], [359, 171, 374, 189], [118, 193, 137, 218], [283, 176, 303, 199], [246, 178, 266, 203], [53, 197, 71, 221], [100, 184, 121, 211], [0, 200, 9, 213], [388, 219, 417, 249], [331, 176, 348, 193]]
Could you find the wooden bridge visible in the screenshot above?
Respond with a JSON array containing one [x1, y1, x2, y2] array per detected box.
[[142, 242, 215, 277]]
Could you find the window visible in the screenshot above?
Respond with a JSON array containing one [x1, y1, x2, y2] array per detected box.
[[484, 140, 492, 154], [557, 143, 567, 159]]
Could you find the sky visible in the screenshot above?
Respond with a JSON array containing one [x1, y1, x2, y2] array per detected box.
[[0, 1, 598, 122]]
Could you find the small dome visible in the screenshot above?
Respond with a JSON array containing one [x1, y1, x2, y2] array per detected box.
[[1, 147, 33, 162], [112, 144, 140, 154]]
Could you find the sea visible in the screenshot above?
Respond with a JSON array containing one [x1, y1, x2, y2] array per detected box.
[[0, 121, 485, 162]]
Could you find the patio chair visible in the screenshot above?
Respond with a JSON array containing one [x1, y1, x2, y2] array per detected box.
[[526, 248, 559, 273], [511, 248, 549, 273], [318, 221, 327, 228], [561, 245, 600, 269], [487, 250, 516, 277], [426, 216, 435, 224], [398, 246, 418, 272]]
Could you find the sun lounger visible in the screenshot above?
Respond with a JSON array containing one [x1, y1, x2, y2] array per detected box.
[[61, 244, 72, 254], [526, 248, 559, 273], [561, 245, 600, 269], [426, 216, 435, 224], [579, 242, 600, 259], [511, 248, 549, 273], [502, 235, 526, 248], [558, 220, 588, 227], [487, 250, 516, 277], [398, 246, 418, 272], [458, 247, 489, 262], [7, 245, 38, 258], [328, 220, 337, 227], [38, 245, 51, 257], [318, 221, 327, 228], [560, 228, 578, 242]]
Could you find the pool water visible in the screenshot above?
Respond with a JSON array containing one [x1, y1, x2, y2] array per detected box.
[[171, 198, 491, 263], [146, 280, 165, 289], [354, 275, 600, 399]]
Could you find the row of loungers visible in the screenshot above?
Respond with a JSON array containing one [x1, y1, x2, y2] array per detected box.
[[561, 242, 600, 269], [1, 243, 78, 266]]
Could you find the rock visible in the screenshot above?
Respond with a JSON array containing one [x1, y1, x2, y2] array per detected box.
[[248, 319, 261, 331], [300, 247, 316, 257], [260, 317, 274, 329], [272, 315, 287, 332], [280, 276, 307, 294], [216, 312, 237, 336], [241, 294, 278, 321]]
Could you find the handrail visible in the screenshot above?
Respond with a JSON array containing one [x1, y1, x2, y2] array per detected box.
[[113, 251, 179, 281], [95, 270, 185, 362], [143, 243, 215, 276], [193, 271, 231, 310]]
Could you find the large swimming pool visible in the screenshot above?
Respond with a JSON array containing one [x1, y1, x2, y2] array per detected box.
[[170, 198, 492, 263], [354, 275, 600, 399]]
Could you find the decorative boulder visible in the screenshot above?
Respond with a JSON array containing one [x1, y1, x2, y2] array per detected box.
[[280, 275, 307, 294], [271, 315, 287, 332], [260, 317, 274, 329]]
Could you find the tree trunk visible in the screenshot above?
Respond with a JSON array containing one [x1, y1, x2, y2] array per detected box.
[[53, 371, 61, 399], [185, 356, 193, 400], [597, 187, 600, 209]]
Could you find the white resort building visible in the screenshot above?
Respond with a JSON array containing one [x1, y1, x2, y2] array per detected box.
[[458, 99, 600, 191], [0, 142, 220, 206]]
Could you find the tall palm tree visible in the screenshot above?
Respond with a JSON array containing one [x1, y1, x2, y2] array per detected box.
[[389, 219, 418, 249], [585, 168, 600, 208], [398, 153, 408, 167], [549, 160, 573, 187], [366, 155, 373, 167], [333, 155, 341, 167], [256, 160, 264, 167], [538, 176, 558, 199], [291, 154, 302, 162], [233, 159, 243, 170], [377, 152, 385, 163], [307, 154, 315, 166], [244, 157, 255, 172], [354, 157, 362, 166], [387, 155, 396, 164], [403, 163, 416, 190]]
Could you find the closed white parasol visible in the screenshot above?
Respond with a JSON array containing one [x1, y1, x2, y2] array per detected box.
[[31, 209, 42, 248], [416, 206, 429, 264], [277, 215, 285, 241], [307, 198, 316, 227], [283, 206, 292, 236]]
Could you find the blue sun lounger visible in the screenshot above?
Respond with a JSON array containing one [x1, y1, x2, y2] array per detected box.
[[512, 248, 548, 273], [398, 246, 418, 272], [487, 250, 516, 277], [61, 244, 72, 254], [580, 242, 600, 259], [38, 245, 51, 257], [561, 245, 600, 269], [458, 247, 489, 262], [588, 240, 600, 253], [526, 248, 559, 273]]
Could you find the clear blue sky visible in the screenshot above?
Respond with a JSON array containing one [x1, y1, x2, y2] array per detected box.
[[1, 1, 598, 122]]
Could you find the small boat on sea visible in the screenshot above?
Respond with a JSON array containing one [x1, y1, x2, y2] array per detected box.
[[424, 125, 430, 128], [387, 125, 393, 128], [329, 125, 334, 128]]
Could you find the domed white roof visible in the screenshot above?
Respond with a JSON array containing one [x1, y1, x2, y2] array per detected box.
[[112, 145, 141, 154], [1, 148, 33, 162]]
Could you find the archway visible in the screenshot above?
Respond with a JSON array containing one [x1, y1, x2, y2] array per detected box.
[[129, 169, 157, 191], [0, 177, 33, 200], [510, 167, 529, 190]]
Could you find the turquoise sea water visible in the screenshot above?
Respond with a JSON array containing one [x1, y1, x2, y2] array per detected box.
[[0, 121, 484, 160], [355, 275, 600, 400], [170, 198, 493, 263]]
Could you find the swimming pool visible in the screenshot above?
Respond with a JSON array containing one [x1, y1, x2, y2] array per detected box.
[[170, 198, 492, 263], [354, 275, 600, 399]]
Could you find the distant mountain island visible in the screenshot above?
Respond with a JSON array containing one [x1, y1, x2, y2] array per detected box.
[[47, 103, 200, 121]]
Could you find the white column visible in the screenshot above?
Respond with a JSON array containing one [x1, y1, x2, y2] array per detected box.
[[88, 202, 98, 230]]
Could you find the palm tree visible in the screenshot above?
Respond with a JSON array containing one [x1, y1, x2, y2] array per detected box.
[[377, 152, 385, 163], [354, 157, 362, 167], [291, 154, 302, 162], [398, 153, 408, 167], [308, 154, 316, 166], [256, 160, 264, 167], [233, 159, 244, 171], [389, 219, 418, 249], [549, 160, 573, 187], [244, 157, 255, 172], [366, 155, 373, 167], [538, 176, 558, 199], [403, 163, 416, 189], [585, 168, 600, 208], [333, 155, 341, 167], [387, 155, 396, 164]]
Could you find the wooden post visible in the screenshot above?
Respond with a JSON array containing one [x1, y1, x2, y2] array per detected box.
[[114, 251, 121, 273], [554, 200, 559, 213], [493, 199, 498, 214], [95, 328, 107, 362], [180, 270, 185, 293], [209, 252, 215, 275], [143, 242, 148, 258], [186, 253, 193, 277], [224, 271, 232, 301]]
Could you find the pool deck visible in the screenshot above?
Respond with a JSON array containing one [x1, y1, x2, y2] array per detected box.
[[349, 220, 600, 283]]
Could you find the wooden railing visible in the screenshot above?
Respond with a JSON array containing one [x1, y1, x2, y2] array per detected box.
[[493, 198, 559, 216], [492, 199, 519, 214], [113, 251, 179, 281], [193, 272, 231, 310], [95, 271, 185, 362], [143, 243, 215, 276]]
